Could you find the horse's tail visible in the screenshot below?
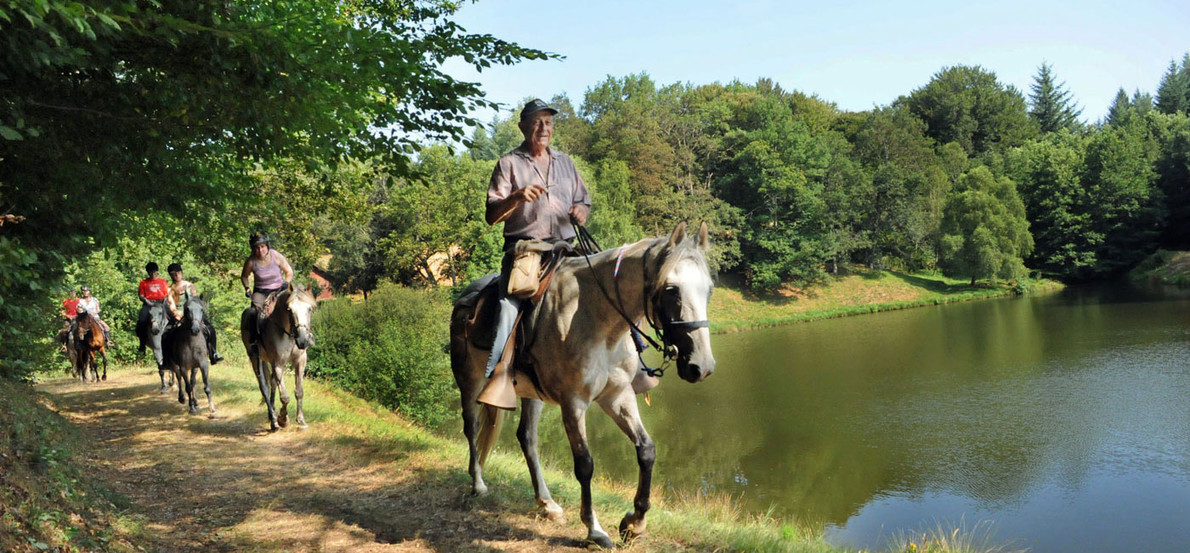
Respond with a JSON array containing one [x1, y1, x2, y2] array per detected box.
[[476, 404, 504, 467]]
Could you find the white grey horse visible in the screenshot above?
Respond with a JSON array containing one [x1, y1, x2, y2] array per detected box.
[[450, 222, 716, 549], [138, 300, 173, 392], [164, 293, 217, 417], [240, 283, 316, 432]]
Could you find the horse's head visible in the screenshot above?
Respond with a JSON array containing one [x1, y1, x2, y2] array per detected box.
[[650, 222, 715, 383], [148, 301, 168, 334], [182, 293, 207, 336], [286, 283, 317, 350]]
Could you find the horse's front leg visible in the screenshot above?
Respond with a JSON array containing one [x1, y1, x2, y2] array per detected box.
[[199, 360, 216, 418], [100, 351, 107, 381], [293, 353, 307, 427], [174, 364, 187, 405], [187, 366, 200, 415], [561, 401, 613, 549], [518, 398, 564, 522], [272, 361, 290, 428], [599, 390, 656, 543]]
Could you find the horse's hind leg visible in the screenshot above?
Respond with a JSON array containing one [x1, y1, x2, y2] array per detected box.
[[253, 359, 278, 431], [518, 398, 564, 522], [272, 362, 290, 428]]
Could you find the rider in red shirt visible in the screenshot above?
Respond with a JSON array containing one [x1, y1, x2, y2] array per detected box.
[[136, 262, 169, 353], [61, 289, 80, 320]]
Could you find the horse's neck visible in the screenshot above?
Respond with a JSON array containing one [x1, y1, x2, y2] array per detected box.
[[561, 240, 655, 333]]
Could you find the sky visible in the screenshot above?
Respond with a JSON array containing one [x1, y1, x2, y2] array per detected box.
[[443, 0, 1190, 125]]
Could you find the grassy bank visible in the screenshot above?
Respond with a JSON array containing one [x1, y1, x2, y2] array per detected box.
[[711, 269, 1064, 333], [1129, 250, 1190, 286]]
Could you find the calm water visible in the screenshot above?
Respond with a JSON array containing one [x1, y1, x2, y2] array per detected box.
[[500, 283, 1190, 553]]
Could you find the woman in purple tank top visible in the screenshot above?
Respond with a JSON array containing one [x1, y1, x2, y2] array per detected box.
[[240, 232, 294, 312]]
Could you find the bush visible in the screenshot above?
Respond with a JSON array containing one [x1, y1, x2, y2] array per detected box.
[[308, 283, 454, 427]]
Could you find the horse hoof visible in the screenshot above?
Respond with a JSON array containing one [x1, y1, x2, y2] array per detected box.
[[208, 411, 217, 419], [586, 533, 615, 550], [297, 419, 308, 429], [540, 500, 565, 523], [619, 512, 646, 543]]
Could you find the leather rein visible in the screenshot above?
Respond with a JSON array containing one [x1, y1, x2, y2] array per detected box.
[[570, 216, 710, 377]]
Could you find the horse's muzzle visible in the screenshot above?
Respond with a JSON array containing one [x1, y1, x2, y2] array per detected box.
[[295, 327, 312, 350], [677, 353, 715, 383]]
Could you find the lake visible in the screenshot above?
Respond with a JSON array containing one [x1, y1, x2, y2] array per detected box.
[[504, 283, 1190, 553]]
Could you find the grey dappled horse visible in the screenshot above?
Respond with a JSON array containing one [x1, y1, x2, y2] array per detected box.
[[138, 300, 173, 391], [164, 293, 217, 417], [450, 222, 716, 549], [240, 283, 316, 432]]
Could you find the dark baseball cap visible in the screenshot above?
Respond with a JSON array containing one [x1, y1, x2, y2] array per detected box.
[[519, 99, 558, 121]]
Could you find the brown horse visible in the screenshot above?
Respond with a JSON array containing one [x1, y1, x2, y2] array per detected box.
[[73, 310, 108, 382]]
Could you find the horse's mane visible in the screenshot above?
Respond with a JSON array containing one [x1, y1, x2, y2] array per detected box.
[[289, 285, 316, 306], [647, 233, 711, 296]]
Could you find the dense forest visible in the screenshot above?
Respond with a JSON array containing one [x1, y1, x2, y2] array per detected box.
[[3, 1, 1190, 381]]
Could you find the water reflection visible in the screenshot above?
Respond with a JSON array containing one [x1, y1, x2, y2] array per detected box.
[[493, 283, 1190, 553]]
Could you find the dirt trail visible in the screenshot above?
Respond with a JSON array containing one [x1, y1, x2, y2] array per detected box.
[[38, 369, 599, 553]]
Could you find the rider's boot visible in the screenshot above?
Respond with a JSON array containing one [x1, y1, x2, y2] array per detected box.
[[204, 325, 223, 364], [478, 295, 521, 410], [477, 328, 518, 410]]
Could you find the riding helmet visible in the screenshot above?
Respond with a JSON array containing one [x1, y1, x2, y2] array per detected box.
[[249, 232, 271, 248], [80, 285, 90, 292], [145, 262, 159, 274], [167, 262, 183, 274]]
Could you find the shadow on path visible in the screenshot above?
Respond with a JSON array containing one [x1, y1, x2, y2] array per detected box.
[[40, 371, 590, 553]]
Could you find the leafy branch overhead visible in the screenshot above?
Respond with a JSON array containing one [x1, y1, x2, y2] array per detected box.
[[0, 0, 557, 248]]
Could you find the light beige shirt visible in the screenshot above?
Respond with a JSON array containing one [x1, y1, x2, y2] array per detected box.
[[487, 143, 590, 243], [169, 280, 196, 318]]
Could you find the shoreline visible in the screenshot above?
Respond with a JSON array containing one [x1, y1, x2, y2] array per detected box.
[[710, 269, 1065, 334]]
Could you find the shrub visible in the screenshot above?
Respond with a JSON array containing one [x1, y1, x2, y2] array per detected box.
[[308, 283, 454, 427]]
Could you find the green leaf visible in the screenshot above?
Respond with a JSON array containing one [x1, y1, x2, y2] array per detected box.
[[0, 126, 23, 140]]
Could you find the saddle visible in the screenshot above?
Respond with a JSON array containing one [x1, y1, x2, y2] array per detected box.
[[468, 240, 575, 409], [250, 291, 282, 343]]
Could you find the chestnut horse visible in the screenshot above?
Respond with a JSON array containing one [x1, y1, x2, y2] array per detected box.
[[72, 310, 108, 382]]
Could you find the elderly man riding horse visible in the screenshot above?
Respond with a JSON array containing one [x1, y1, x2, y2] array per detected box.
[[479, 98, 591, 408]]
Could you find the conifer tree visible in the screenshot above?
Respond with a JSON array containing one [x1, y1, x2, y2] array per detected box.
[[1028, 63, 1083, 133], [1155, 57, 1190, 114], [1106, 88, 1131, 126]]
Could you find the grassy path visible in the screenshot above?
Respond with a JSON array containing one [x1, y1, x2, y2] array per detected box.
[[36, 362, 822, 553]]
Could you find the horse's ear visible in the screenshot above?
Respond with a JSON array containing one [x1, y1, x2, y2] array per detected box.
[[288, 281, 295, 293], [698, 222, 710, 251], [668, 221, 688, 248]]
